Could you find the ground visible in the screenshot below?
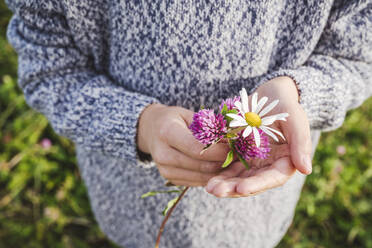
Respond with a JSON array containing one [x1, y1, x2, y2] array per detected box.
[[1, 2, 371, 247]]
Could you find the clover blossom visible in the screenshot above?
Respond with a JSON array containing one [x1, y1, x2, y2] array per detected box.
[[40, 138, 52, 150], [189, 109, 227, 145], [219, 96, 241, 112], [234, 129, 271, 160]]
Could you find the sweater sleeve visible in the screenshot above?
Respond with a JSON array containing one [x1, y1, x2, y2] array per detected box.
[[259, 1, 372, 131], [6, 0, 158, 164]]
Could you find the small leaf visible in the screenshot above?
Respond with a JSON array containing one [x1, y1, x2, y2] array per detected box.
[[225, 133, 237, 139], [141, 190, 181, 199], [162, 197, 179, 216], [227, 126, 246, 135], [225, 109, 239, 122], [222, 150, 234, 168], [141, 191, 158, 198], [221, 104, 228, 115], [227, 109, 238, 114]]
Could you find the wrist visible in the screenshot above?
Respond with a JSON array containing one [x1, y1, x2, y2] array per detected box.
[[275, 76, 300, 103], [137, 103, 165, 154], [281, 76, 300, 103], [259, 76, 300, 104]]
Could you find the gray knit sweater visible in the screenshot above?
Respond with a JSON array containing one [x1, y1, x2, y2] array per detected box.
[[6, 0, 372, 247]]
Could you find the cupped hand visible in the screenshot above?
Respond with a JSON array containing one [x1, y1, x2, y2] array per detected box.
[[205, 76, 313, 197], [137, 104, 230, 187]]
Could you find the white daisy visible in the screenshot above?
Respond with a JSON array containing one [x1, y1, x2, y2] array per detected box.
[[227, 88, 289, 147]]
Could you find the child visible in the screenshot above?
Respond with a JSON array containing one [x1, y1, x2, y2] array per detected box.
[[6, 0, 371, 247]]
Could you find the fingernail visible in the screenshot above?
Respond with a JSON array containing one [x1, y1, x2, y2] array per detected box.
[[303, 155, 312, 174], [205, 178, 222, 193], [215, 181, 236, 198]]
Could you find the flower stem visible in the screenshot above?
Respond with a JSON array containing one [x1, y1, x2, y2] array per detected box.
[[155, 186, 190, 248], [228, 139, 250, 170]]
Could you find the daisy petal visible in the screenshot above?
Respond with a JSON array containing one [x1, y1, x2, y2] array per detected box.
[[242, 126, 252, 138], [265, 126, 286, 141], [273, 113, 289, 121], [258, 99, 279, 117], [261, 113, 289, 125], [252, 127, 260, 147], [255, 96, 268, 114], [226, 113, 246, 123], [234, 101, 244, 114], [260, 126, 279, 142], [251, 92, 258, 113], [240, 88, 249, 113], [230, 120, 246, 127], [261, 116, 277, 126]]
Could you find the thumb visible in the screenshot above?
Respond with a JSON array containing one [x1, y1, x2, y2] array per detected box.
[[178, 107, 195, 127], [282, 104, 313, 175]]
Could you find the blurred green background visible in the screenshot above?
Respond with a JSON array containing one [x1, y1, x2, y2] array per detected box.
[[1, 2, 371, 248]]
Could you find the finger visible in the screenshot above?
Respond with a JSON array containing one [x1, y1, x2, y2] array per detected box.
[[161, 147, 223, 173], [281, 104, 312, 174], [208, 156, 295, 197], [225, 191, 262, 198], [242, 144, 290, 171], [166, 117, 230, 162], [207, 145, 291, 197], [178, 107, 196, 127], [235, 156, 296, 196], [210, 178, 242, 197], [205, 161, 246, 194], [168, 180, 206, 187], [157, 164, 219, 184]]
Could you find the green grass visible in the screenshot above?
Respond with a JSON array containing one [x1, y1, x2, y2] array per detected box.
[[0, 2, 117, 247], [278, 100, 372, 248], [1, 2, 371, 247]]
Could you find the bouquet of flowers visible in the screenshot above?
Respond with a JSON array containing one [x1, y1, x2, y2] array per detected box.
[[142, 88, 289, 248]]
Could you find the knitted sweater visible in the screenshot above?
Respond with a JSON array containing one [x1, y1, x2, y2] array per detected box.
[[6, 0, 372, 247]]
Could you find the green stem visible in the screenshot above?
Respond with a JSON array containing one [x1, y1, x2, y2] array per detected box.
[[155, 186, 190, 248], [228, 139, 250, 170], [236, 152, 250, 170], [227, 139, 234, 150]]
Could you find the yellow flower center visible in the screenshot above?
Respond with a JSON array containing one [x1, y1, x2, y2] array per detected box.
[[244, 112, 262, 127]]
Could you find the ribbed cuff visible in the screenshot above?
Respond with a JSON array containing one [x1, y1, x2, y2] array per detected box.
[[88, 85, 159, 166], [256, 67, 347, 131]]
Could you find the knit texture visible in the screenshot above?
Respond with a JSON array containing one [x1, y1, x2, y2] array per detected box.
[[6, 0, 372, 247]]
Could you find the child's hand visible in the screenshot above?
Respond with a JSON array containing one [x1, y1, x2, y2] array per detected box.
[[205, 76, 313, 197], [137, 104, 230, 186]]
